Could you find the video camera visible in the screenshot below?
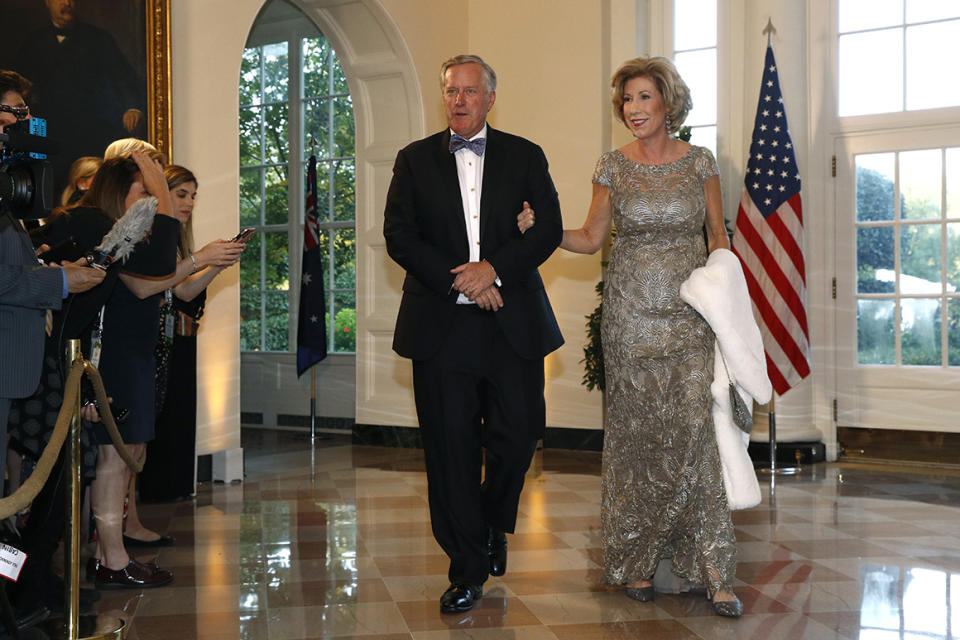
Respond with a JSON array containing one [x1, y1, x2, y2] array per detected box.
[[0, 116, 58, 219]]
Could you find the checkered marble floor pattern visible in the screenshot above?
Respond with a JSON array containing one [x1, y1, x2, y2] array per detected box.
[[96, 429, 960, 639]]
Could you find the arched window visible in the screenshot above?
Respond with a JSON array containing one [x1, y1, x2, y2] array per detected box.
[[238, 6, 356, 354]]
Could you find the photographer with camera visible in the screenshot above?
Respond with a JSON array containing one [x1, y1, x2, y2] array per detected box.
[[2, 68, 107, 635], [1, 69, 104, 489]]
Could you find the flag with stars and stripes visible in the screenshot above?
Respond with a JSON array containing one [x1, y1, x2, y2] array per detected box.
[[296, 155, 328, 377], [731, 45, 810, 395]]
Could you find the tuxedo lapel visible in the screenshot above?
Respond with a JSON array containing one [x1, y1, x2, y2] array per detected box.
[[438, 130, 469, 257], [478, 127, 505, 247]]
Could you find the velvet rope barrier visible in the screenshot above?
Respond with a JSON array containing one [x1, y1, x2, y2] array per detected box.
[[0, 358, 142, 519]]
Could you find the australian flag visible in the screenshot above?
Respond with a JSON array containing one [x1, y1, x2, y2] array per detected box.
[[296, 155, 328, 376]]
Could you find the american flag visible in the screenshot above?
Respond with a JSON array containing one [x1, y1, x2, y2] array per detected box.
[[296, 155, 328, 376], [731, 45, 810, 395]]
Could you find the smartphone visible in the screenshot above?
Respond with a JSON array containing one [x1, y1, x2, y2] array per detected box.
[[231, 227, 255, 243]]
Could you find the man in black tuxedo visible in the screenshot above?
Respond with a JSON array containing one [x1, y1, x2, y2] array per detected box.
[[384, 54, 563, 613]]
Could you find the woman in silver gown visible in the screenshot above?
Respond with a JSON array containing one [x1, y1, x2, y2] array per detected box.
[[521, 56, 740, 617]]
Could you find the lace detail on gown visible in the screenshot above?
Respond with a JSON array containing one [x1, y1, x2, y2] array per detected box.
[[595, 146, 737, 594]]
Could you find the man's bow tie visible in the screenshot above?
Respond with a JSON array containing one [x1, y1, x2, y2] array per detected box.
[[449, 134, 485, 156]]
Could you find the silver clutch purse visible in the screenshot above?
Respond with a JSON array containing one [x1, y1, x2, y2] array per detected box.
[[720, 351, 753, 434]]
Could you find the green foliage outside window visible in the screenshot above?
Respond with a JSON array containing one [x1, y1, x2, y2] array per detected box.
[[855, 167, 896, 294], [855, 158, 960, 366], [238, 35, 356, 353]]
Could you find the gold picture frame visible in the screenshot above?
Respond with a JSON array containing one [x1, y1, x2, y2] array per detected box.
[[146, 0, 172, 162], [0, 0, 172, 185]]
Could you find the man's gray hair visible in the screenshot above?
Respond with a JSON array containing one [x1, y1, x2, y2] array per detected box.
[[439, 55, 497, 93]]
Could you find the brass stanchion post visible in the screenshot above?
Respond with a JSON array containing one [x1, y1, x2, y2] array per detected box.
[[65, 339, 82, 638], [40, 340, 126, 640]]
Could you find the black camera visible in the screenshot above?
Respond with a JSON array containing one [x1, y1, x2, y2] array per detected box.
[[0, 117, 57, 219]]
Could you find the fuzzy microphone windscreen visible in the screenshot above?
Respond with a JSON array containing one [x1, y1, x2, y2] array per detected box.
[[96, 196, 158, 262]]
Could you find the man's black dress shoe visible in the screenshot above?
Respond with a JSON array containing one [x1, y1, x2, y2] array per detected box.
[[488, 528, 507, 577], [440, 583, 482, 614]]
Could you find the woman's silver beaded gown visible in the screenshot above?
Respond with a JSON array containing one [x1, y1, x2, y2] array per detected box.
[[595, 146, 736, 594]]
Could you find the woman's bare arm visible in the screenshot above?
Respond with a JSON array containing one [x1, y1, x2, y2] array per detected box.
[[560, 183, 614, 255], [703, 175, 729, 253]]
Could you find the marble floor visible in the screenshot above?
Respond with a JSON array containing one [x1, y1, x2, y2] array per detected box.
[[91, 428, 960, 639]]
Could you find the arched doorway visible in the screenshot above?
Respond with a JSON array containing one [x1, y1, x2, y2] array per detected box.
[[237, 0, 423, 432]]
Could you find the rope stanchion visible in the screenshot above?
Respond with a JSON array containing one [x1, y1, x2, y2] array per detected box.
[[5, 341, 128, 639], [0, 364, 82, 519], [0, 357, 141, 520]]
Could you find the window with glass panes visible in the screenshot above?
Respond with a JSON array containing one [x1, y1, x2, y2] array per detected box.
[[672, 0, 717, 154], [854, 147, 960, 367], [239, 36, 356, 353], [838, 1, 960, 117]]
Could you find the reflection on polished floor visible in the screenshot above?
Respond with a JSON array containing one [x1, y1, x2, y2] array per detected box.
[[96, 428, 960, 639]]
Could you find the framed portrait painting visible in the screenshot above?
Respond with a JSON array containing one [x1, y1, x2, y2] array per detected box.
[[0, 0, 170, 195]]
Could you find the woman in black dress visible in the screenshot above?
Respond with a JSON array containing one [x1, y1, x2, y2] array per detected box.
[[120, 165, 244, 521], [84, 151, 185, 588]]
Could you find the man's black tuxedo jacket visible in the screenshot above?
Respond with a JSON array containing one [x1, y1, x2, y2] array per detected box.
[[384, 127, 564, 362]]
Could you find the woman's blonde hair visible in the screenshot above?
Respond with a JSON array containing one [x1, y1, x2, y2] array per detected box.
[[164, 164, 197, 257], [610, 56, 692, 135], [103, 137, 165, 164], [60, 156, 102, 206]]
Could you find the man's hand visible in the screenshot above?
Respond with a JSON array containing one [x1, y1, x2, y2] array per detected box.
[[123, 108, 143, 133], [473, 285, 503, 311], [61, 258, 106, 293], [451, 260, 497, 300], [35, 243, 51, 258]]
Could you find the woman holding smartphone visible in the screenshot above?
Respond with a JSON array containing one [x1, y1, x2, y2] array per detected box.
[[125, 165, 247, 513]]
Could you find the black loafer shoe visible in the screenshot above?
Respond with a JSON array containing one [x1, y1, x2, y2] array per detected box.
[[122, 533, 176, 548], [487, 528, 507, 577], [94, 559, 173, 589], [440, 582, 483, 614]]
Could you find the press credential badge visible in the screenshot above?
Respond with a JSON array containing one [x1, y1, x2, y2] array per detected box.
[[0, 544, 27, 581]]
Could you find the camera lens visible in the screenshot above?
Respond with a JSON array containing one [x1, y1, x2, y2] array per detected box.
[[0, 163, 34, 209]]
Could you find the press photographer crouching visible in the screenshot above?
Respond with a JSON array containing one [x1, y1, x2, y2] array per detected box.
[[1, 69, 107, 633]]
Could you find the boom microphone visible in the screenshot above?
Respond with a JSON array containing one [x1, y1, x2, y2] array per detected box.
[[89, 196, 158, 268]]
